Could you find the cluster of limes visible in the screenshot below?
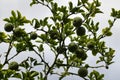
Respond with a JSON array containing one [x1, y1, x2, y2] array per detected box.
[[4, 23, 37, 40], [68, 42, 87, 61], [73, 17, 86, 36]]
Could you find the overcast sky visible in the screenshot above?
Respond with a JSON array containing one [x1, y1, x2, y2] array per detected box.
[[0, 0, 120, 80]]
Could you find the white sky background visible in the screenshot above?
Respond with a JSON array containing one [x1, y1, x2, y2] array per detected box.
[[0, 0, 120, 80]]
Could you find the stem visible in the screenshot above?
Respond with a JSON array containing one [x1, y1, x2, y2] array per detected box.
[[3, 37, 13, 66], [33, 48, 49, 68], [68, 72, 88, 80], [44, 53, 59, 80], [98, 18, 117, 40], [89, 65, 105, 68], [35, 0, 52, 13], [7, 52, 20, 61]]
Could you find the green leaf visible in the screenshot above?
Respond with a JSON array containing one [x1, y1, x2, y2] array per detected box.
[[54, 3, 58, 11], [108, 19, 113, 26], [20, 61, 29, 69], [21, 72, 26, 79], [17, 10, 22, 19], [43, 17, 48, 26], [69, 1, 73, 11], [111, 8, 117, 17], [33, 60, 43, 66], [94, 22, 99, 31], [92, 49, 98, 56], [24, 20, 31, 23], [98, 74, 104, 80], [88, 70, 104, 80], [51, 2, 58, 14], [81, 0, 88, 4], [46, 0, 53, 3], [11, 10, 16, 19], [39, 34, 47, 41], [70, 7, 80, 14], [0, 64, 3, 70], [95, 0, 101, 7], [0, 32, 7, 43], [12, 73, 22, 79], [38, 44, 44, 52], [30, 0, 36, 6], [35, 19, 40, 28], [41, 0, 44, 2], [3, 18, 11, 22], [30, 71, 39, 77], [77, 0, 82, 6], [10, 16, 15, 23], [95, 8, 103, 14]]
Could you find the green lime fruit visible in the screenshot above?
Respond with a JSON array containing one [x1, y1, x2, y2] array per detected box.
[[4, 23, 14, 32], [68, 42, 78, 52], [73, 17, 82, 27], [75, 49, 87, 60], [87, 41, 95, 50], [78, 67, 88, 77], [13, 28, 24, 37], [76, 27, 86, 36], [57, 46, 66, 54], [49, 30, 59, 40], [30, 32, 37, 40], [8, 61, 19, 71]]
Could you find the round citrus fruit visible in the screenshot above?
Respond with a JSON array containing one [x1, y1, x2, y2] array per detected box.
[[68, 42, 78, 52], [13, 28, 24, 37], [57, 46, 66, 54], [30, 32, 37, 40], [76, 27, 86, 36], [73, 17, 82, 27], [49, 30, 59, 40], [8, 61, 19, 71], [4, 23, 14, 32], [87, 41, 94, 50], [75, 48, 87, 60], [78, 67, 88, 77]]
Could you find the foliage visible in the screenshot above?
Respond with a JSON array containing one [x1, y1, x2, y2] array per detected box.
[[0, 0, 119, 80]]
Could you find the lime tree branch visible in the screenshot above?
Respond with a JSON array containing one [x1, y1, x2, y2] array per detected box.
[[32, 48, 49, 68], [98, 18, 117, 40], [7, 52, 20, 61], [3, 37, 13, 66], [44, 53, 59, 80], [35, 0, 52, 13]]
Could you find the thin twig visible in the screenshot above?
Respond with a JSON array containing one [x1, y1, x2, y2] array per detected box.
[[3, 37, 13, 66], [32, 48, 49, 68]]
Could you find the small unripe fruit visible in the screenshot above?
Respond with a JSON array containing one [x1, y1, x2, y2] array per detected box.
[[4, 23, 14, 32], [78, 67, 88, 77], [73, 17, 82, 27], [49, 30, 59, 40], [76, 27, 86, 36], [8, 61, 19, 71], [68, 42, 78, 52], [87, 42, 94, 50], [57, 46, 66, 54], [75, 49, 87, 60], [13, 28, 23, 37], [30, 32, 37, 40]]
